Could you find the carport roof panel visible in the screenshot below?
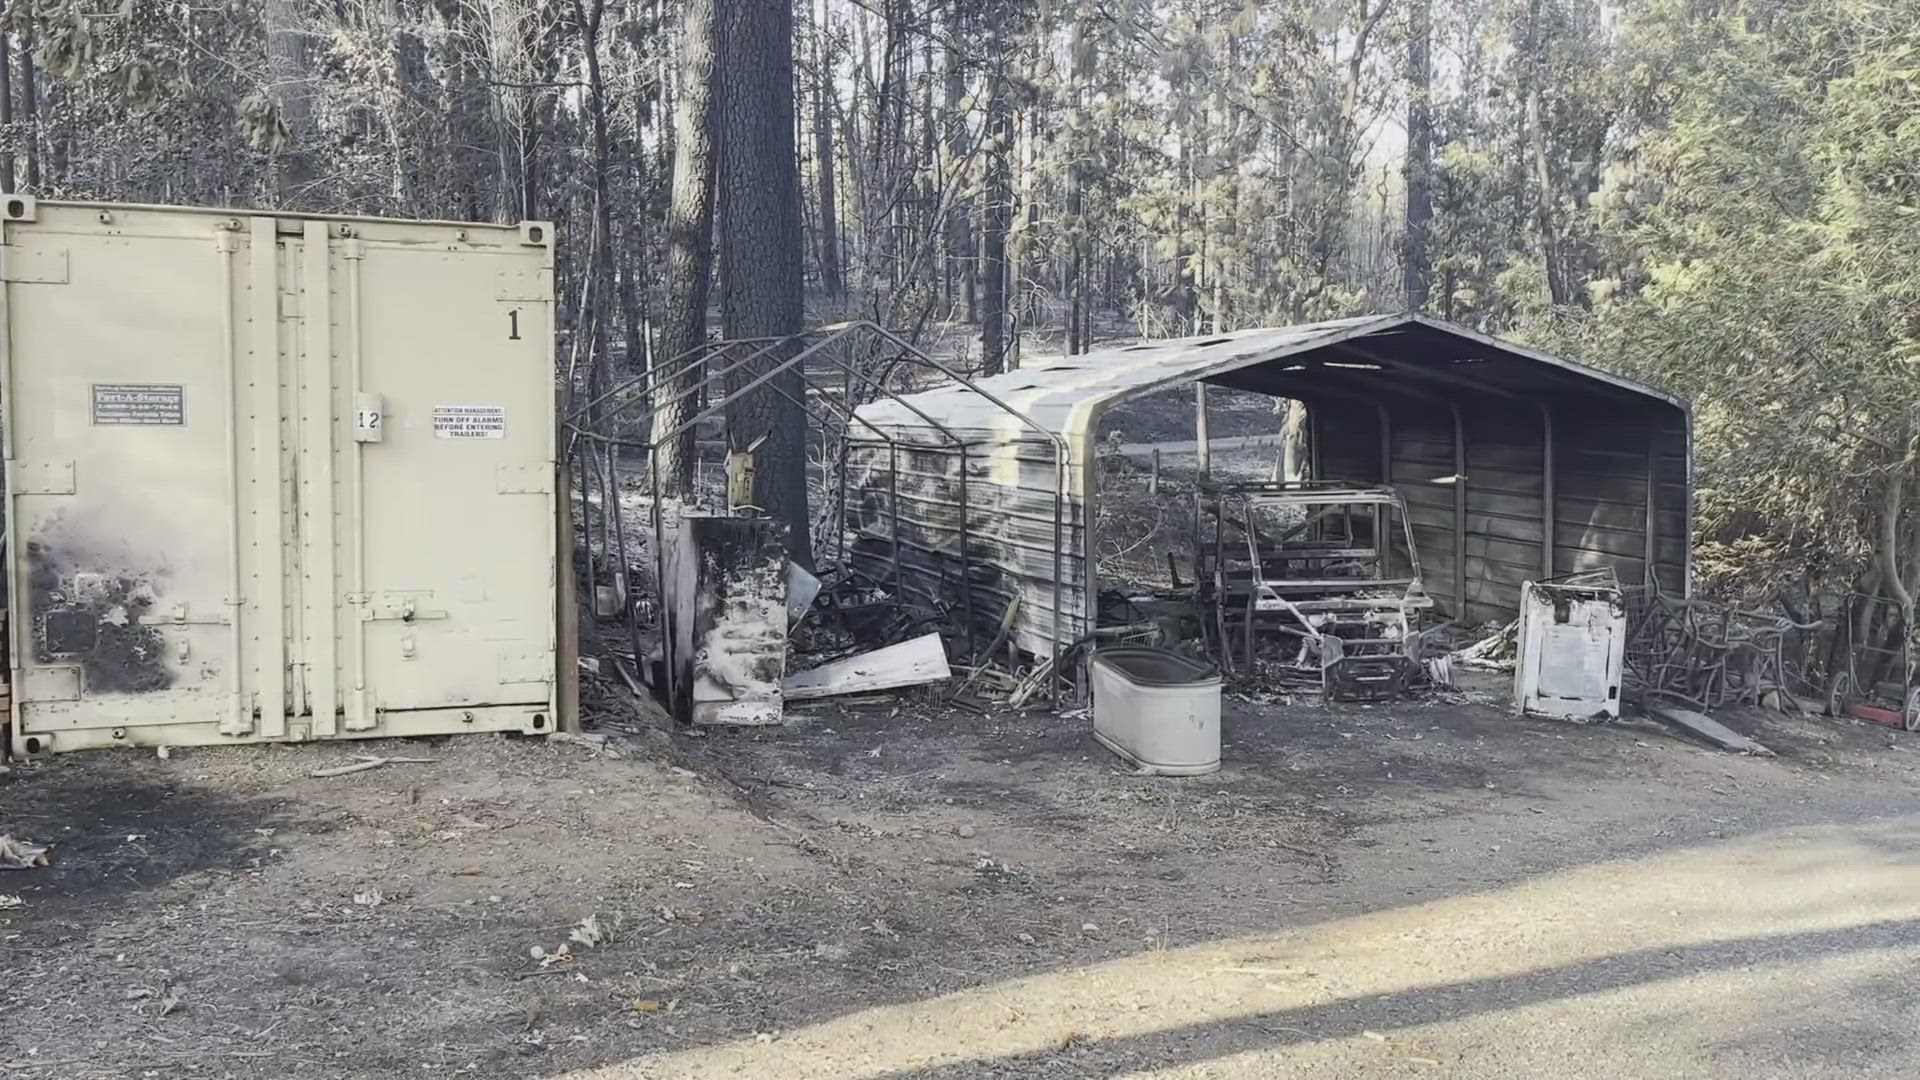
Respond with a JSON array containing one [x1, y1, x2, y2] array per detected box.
[[857, 313, 1687, 436]]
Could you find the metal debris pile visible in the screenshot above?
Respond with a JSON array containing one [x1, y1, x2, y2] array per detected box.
[[1620, 577, 1823, 713], [564, 323, 1066, 728]]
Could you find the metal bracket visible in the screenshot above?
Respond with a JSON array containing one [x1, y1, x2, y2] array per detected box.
[[495, 266, 552, 302], [497, 464, 552, 494], [134, 601, 233, 627], [356, 592, 447, 623], [1, 246, 70, 284], [12, 460, 74, 494], [19, 665, 80, 702], [498, 651, 552, 685], [218, 692, 253, 737]]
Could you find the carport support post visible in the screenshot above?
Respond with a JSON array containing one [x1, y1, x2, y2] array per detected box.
[[1644, 422, 1658, 587], [1194, 383, 1210, 477], [1539, 403, 1554, 581], [1450, 402, 1467, 618], [1376, 402, 1392, 577]]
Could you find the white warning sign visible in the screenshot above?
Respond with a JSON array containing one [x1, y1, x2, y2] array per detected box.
[[433, 404, 507, 439]]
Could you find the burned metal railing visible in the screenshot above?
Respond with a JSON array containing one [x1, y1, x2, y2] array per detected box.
[[1621, 577, 1823, 712]]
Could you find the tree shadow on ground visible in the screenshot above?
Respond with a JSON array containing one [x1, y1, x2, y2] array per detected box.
[[871, 918, 1920, 1079]]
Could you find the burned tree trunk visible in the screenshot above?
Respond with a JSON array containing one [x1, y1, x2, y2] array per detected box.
[[977, 8, 1012, 376], [717, 0, 813, 567], [944, 6, 973, 323], [650, 0, 721, 497], [808, 0, 843, 299], [1520, 0, 1569, 307]]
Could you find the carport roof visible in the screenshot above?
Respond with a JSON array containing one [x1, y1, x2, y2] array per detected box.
[[857, 313, 1687, 440]]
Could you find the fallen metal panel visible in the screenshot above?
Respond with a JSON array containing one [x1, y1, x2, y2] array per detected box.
[[1649, 704, 1774, 756], [1514, 580, 1626, 721], [783, 633, 950, 700]]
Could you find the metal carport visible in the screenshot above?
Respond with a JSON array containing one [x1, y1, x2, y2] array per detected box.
[[847, 313, 1690, 656]]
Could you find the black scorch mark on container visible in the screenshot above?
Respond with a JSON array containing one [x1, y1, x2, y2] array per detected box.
[[28, 539, 176, 694]]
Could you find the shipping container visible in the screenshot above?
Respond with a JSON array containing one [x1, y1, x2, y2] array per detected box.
[[0, 197, 560, 753]]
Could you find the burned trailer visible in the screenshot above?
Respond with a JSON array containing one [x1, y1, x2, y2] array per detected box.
[[1198, 481, 1434, 698], [847, 314, 1691, 683]]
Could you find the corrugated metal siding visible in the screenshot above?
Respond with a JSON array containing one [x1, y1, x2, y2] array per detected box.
[[1553, 404, 1687, 593], [1461, 401, 1550, 624], [1319, 396, 1691, 625]]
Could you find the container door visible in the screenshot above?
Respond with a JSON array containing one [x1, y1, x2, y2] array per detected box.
[[5, 209, 275, 752], [305, 224, 557, 736]]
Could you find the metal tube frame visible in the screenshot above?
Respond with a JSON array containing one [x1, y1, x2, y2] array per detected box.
[[1450, 401, 1468, 620], [571, 321, 1064, 717]]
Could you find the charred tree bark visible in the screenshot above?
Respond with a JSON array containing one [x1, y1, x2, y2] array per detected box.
[[432, 0, 492, 220], [650, 0, 721, 498], [977, 6, 1012, 376], [572, 0, 617, 413], [513, 9, 558, 222], [717, 0, 812, 566], [1879, 449, 1916, 621], [943, 5, 973, 323]]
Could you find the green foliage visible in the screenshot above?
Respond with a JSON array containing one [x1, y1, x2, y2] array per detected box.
[[1531, 0, 1920, 598]]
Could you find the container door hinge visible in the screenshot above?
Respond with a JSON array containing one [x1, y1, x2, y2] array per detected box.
[[345, 689, 378, 731], [219, 695, 253, 737], [497, 464, 552, 494], [498, 650, 553, 685], [495, 266, 552, 302], [19, 665, 80, 702], [134, 601, 232, 626], [360, 592, 447, 623]]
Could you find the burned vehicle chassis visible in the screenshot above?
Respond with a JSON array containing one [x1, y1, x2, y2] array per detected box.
[[1194, 481, 1433, 700]]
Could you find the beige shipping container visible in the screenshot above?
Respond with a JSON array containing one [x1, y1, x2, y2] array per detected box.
[[0, 198, 560, 754]]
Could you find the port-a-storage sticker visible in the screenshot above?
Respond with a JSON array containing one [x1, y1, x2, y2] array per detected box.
[[433, 404, 506, 439], [93, 383, 185, 425]]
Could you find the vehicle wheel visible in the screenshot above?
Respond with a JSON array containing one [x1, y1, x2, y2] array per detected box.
[[1905, 687, 1920, 733], [1826, 671, 1855, 718]]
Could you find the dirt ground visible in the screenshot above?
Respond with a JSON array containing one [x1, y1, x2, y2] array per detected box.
[[3, 675, 1918, 1078]]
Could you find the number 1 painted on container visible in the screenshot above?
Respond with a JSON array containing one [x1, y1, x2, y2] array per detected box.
[[508, 308, 522, 340]]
